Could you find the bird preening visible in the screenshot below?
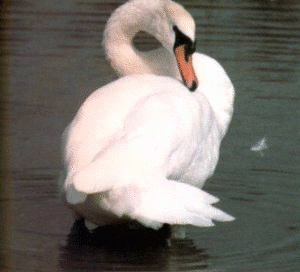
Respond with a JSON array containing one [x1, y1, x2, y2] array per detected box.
[[60, 0, 235, 239]]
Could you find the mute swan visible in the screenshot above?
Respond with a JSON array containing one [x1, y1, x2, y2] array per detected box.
[[60, 0, 235, 238]]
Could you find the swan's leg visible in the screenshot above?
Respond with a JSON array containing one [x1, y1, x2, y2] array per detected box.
[[68, 217, 92, 245], [73, 217, 86, 228], [72, 212, 98, 231], [171, 224, 186, 239], [73, 211, 84, 222]]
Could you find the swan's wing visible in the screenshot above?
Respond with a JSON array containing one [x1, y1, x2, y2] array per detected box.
[[71, 92, 182, 194], [132, 178, 235, 228], [63, 75, 176, 173], [63, 76, 153, 174], [64, 75, 203, 195]]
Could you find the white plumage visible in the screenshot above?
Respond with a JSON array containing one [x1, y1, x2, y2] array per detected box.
[[60, 0, 235, 232], [250, 137, 268, 152]]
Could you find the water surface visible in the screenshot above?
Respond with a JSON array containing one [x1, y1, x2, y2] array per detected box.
[[3, 0, 300, 271]]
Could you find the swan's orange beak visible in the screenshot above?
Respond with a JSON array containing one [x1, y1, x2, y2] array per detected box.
[[175, 45, 198, 91]]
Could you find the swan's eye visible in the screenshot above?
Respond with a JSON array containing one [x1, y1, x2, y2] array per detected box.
[[173, 25, 196, 61], [186, 39, 196, 57], [173, 25, 198, 92]]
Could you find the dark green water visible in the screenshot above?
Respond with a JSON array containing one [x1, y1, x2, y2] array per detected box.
[[4, 0, 300, 271]]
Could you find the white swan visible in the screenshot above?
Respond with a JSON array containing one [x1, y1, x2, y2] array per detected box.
[[60, 0, 235, 236]]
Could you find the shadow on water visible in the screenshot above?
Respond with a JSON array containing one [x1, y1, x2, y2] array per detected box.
[[59, 221, 210, 271]]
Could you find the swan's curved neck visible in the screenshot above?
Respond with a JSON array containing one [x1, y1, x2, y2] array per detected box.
[[103, 1, 180, 79]]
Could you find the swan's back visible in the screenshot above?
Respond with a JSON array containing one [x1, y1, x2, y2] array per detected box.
[[64, 74, 199, 174], [62, 75, 234, 229]]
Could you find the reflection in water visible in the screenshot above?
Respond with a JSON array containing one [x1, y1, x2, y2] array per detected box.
[[59, 221, 209, 271]]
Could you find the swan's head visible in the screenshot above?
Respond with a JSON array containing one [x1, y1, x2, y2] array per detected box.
[[104, 0, 198, 91], [164, 0, 198, 91], [165, 0, 196, 44], [143, 0, 198, 91]]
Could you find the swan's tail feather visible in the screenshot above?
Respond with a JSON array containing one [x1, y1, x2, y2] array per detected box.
[[132, 179, 234, 229]]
